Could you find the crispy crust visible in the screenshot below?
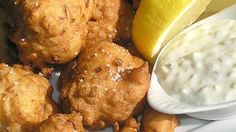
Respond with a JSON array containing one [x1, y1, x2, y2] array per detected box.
[[0, 64, 58, 132], [60, 41, 150, 130], [142, 107, 180, 132], [36, 112, 84, 132], [87, 0, 133, 44], [113, 118, 140, 132], [3, 0, 95, 74]]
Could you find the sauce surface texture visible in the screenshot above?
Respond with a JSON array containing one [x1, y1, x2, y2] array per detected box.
[[157, 20, 236, 105]]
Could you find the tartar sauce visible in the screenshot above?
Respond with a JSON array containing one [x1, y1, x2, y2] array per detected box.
[[157, 20, 236, 105]]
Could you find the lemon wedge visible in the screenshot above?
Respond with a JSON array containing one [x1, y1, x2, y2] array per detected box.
[[132, 0, 212, 63], [199, 0, 236, 19]]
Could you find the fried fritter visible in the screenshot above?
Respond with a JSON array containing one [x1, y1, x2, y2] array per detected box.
[[36, 112, 84, 132], [142, 107, 180, 132], [114, 118, 140, 132], [121, 118, 140, 132], [0, 8, 17, 64], [0, 64, 58, 132], [60, 41, 150, 129], [1, 0, 95, 74], [87, 0, 133, 44]]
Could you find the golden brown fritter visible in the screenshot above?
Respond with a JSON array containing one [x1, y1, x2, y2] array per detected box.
[[142, 107, 180, 132], [114, 118, 140, 132], [87, 0, 133, 44], [2, 0, 95, 74], [60, 41, 150, 130], [36, 112, 84, 132], [121, 118, 140, 132], [0, 64, 58, 132], [0, 8, 17, 64]]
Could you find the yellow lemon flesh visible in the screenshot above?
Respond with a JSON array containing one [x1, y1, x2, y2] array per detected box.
[[132, 0, 212, 63]]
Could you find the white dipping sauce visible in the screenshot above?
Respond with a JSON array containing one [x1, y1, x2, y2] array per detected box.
[[157, 20, 236, 105]]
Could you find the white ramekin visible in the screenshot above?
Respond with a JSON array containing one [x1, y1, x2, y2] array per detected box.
[[148, 4, 236, 120]]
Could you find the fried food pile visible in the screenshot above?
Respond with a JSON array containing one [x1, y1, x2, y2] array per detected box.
[[0, 64, 58, 131], [0, 0, 134, 74], [0, 0, 180, 131]]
